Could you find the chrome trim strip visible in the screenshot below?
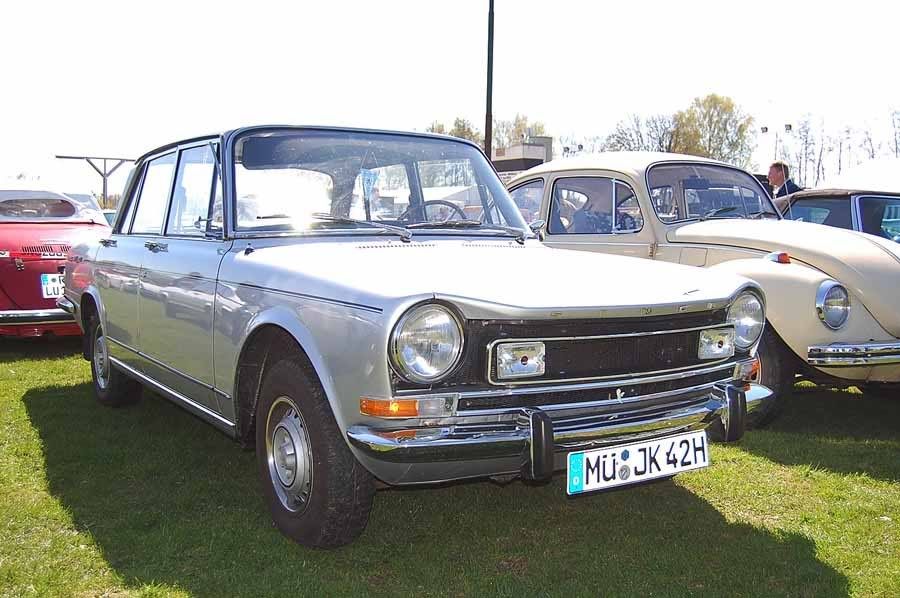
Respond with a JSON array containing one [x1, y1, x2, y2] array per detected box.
[[808, 341, 900, 366], [0, 308, 74, 324], [56, 296, 76, 315], [396, 359, 745, 400], [106, 337, 226, 395], [109, 356, 235, 430]]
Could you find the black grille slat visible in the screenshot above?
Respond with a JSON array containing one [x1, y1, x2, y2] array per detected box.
[[20, 244, 70, 254]]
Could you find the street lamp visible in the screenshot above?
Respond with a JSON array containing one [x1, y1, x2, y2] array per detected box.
[[484, 0, 494, 157]]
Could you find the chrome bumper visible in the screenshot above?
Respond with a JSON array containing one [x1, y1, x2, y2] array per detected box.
[[808, 341, 900, 366], [348, 382, 773, 483], [0, 307, 74, 325]]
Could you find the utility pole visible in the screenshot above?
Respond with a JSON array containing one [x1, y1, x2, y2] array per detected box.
[[483, 0, 494, 157], [55, 155, 133, 208]]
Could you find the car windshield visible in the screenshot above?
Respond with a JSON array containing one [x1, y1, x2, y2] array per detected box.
[[233, 129, 528, 236], [647, 163, 779, 223], [0, 194, 105, 223]]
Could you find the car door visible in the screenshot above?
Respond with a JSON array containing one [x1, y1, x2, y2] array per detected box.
[[96, 153, 176, 371], [138, 142, 229, 413], [540, 174, 656, 259]]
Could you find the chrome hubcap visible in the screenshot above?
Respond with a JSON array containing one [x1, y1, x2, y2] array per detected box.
[[94, 332, 109, 390], [266, 396, 312, 513]]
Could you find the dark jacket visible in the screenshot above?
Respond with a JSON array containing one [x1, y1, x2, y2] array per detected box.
[[775, 179, 801, 198]]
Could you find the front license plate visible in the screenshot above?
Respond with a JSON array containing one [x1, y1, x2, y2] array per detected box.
[[567, 430, 709, 495], [40, 273, 65, 299]]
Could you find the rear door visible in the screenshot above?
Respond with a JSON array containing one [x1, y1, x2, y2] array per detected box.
[[97, 153, 176, 370], [138, 142, 229, 413]]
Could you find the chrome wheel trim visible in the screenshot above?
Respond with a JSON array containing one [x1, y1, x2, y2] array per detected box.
[[265, 396, 313, 513], [93, 329, 110, 390]]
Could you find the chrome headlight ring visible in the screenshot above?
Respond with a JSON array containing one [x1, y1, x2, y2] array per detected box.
[[727, 290, 765, 350], [815, 281, 850, 330], [389, 303, 465, 384]]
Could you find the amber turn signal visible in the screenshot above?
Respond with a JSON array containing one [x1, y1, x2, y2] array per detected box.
[[765, 251, 791, 264], [359, 398, 418, 418]]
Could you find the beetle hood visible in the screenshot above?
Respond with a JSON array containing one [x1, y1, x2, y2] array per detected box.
[[669, 219, 900, 336], [245, 238, 755, 319]]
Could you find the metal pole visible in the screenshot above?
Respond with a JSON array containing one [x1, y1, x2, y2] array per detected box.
[[102, 159, 108, 207], [483, 0, 494, 157]]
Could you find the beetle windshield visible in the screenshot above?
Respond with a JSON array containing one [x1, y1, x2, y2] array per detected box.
[[647, 163, 779, 223], [232, 129, 528, 235]]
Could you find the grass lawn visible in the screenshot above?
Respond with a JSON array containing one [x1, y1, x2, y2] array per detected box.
[[1, 338, 898, 597]]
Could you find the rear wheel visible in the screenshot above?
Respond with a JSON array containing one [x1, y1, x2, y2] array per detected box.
[[255, 357, 375, 548], [747, 328, 792, 428], [88, 314, 141, 407]]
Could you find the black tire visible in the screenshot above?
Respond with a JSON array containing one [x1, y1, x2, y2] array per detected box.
[[860, 383, 900, 400], [255, 357, 375, 548], [747, 327, 793, 428], [87, 314, 142, 407]]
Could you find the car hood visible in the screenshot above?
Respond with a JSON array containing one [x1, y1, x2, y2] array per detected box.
[[669, 219, 900, 336], [241, 238, 752, 319]]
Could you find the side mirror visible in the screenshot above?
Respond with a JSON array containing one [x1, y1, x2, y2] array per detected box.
[[529, 219, 546, 241]]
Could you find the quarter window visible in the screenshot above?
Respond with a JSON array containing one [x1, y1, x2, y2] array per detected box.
[[509, 179, 544, 224], [131, 153, 176, 235], [166, 146, 217, 237], [548, 177, 643, 234], [859, 196, 900, 240]]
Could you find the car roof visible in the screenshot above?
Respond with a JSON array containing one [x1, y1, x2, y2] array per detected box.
[[134, 125, 483, 165], [506, 151, 726, 186], [787, 188, 900, 200]]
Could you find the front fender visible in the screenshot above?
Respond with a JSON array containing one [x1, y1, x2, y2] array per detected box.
[[708, 258, 894, 363]]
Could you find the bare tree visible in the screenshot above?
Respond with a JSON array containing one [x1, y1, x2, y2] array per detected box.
[[892, 110, 900, 158], [860, 127, 877, 160], [602, 114, 677, 152]]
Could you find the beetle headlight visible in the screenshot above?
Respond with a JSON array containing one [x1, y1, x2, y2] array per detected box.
[[727, 291, 764, 349], [816, 281, 850, 330], [390, 304, 464, 383]]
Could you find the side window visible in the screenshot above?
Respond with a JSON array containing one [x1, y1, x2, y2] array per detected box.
[[166, 146, 216, 237], [509, 179, 544, 224], [549, 177, 613, 234], [860, 197, 900, 240], [614, 180, 643, 232], [131, 153, 176, 235], [117, 167, 142, 233]]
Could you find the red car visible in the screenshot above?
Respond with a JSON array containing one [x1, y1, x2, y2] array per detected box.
[[0, 189, 110, 337]]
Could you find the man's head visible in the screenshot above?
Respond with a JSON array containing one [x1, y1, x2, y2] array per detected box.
[[768, 161, 790, 187], [585, 181, 613, 214]]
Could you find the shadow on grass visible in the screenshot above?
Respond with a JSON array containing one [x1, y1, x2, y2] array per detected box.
[[741, 387, 900, 483], [24, 383, 849, 597], [0, 336, 82, 363]]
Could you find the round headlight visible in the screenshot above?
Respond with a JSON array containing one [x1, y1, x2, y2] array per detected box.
[[727, 291, 765, 349], [816, 281, 850, 330], [390, 304, 463, 383]]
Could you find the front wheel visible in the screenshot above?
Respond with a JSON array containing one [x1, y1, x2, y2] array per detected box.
[[88, 314, 142, 407], [255, 357, 375, 548], [747, 328, 793, 428]]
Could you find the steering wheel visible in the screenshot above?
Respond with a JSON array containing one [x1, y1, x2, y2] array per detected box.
[[399, 200, 467, 223], [616, 213, 638, 231]]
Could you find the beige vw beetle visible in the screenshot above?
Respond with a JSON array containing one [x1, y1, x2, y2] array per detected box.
[[508, 153, 900, 421]]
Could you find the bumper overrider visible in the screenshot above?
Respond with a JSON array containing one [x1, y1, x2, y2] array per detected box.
[[808, 341, 900, 366], [347, 361, 773, 485]]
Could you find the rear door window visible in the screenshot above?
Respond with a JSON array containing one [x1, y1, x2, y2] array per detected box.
[[130, 153, 176, 235]]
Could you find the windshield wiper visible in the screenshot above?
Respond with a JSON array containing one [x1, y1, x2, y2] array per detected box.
[[406, 219, 528, 244], [310, 213, 412, 242], [699, 206, 738, 221]]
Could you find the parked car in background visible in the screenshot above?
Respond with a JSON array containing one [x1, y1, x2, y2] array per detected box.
[[60, 126, 772, 547], [508, 153, 900, 411], [775, 189, 900, 242], [0, 188, 109, 337]]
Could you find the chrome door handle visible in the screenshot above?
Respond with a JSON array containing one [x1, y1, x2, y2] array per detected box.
[[144, 241, 168, 252], [99, 238, 117, 247]]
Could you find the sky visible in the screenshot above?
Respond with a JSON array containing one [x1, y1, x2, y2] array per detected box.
[[1, 0, 898, 195]]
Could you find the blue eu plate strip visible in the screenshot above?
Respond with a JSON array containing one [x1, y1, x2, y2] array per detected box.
[[568, 452, 584, 494]]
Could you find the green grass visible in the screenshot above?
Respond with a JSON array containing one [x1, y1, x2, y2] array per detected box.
[[1, 339, 899, 597]]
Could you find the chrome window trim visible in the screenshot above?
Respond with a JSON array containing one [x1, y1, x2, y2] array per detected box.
[[484, 323, 734, 386]]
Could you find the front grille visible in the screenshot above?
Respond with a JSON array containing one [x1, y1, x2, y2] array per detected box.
[[393, 309, 730, 392], [457, 368, 730, 411]]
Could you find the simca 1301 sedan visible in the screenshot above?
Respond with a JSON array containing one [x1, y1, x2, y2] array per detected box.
[[508, 153, 900, 411], [60, 128, 772, 547]]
